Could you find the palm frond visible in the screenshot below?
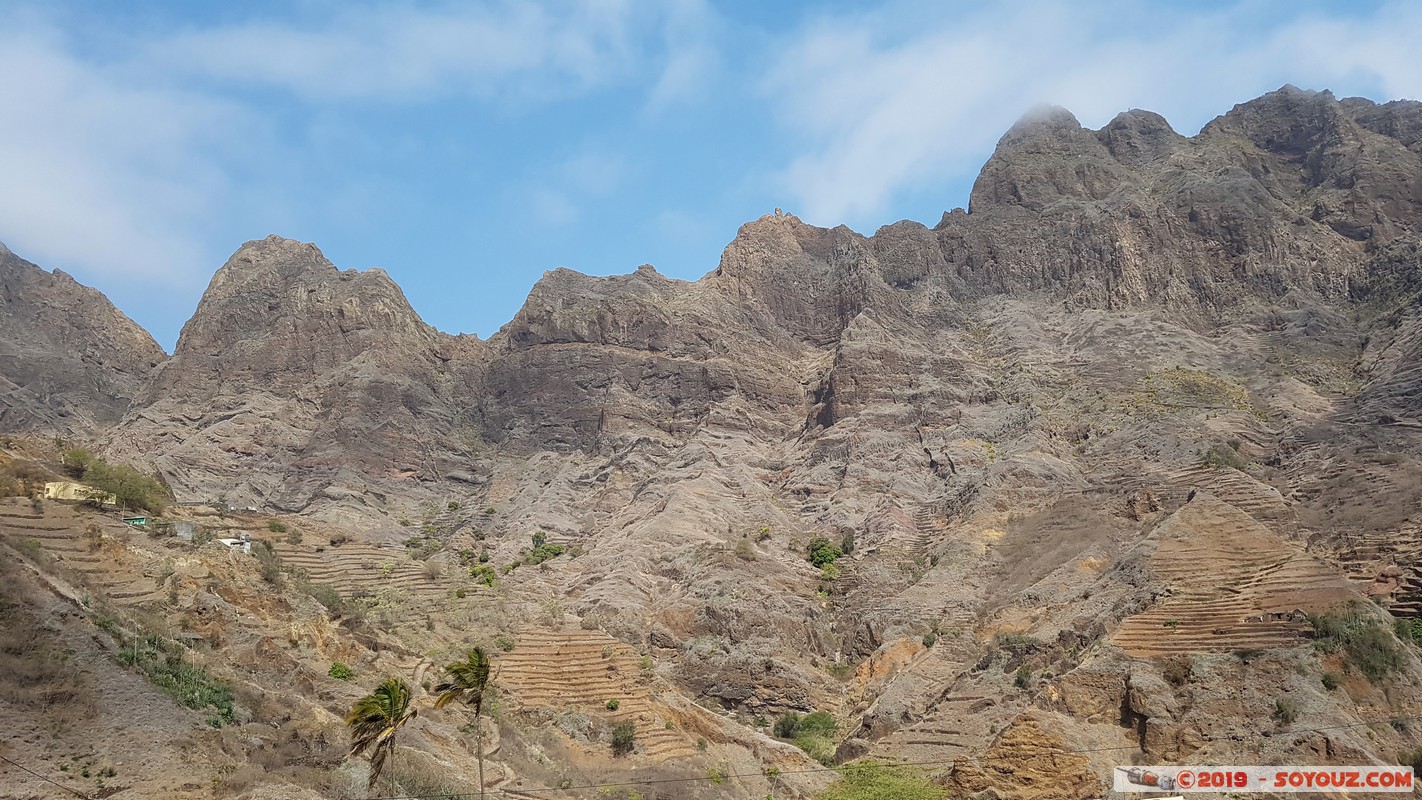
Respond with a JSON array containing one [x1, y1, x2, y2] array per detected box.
[[344, 677, 417, 787]]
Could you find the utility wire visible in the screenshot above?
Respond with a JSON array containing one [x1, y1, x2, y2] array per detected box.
[[0, 752, 94, 799], [369, 712, 1422, 799]]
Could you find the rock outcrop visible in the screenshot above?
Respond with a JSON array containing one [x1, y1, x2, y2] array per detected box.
[[0, 242, 164, 434]]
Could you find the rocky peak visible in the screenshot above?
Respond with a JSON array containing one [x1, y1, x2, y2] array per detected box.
[[708, 212, 878, 346], [1201, 85, 1356, 160], [1096, 108, 1184, 166], [969, 104, 1125, 214], [171, 235, 437, 372], [0, 245, 164, 433]]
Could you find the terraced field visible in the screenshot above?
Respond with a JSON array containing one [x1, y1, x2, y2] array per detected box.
[[1112, 493, 1356, 657], [496, 626, 700, 761], [0, 498, 171, 607], [269, 538, 475, 620]]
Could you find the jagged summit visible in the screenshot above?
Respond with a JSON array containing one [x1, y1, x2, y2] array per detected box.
[[6, 87, 1422, 799], [0, 243, 164, 433]]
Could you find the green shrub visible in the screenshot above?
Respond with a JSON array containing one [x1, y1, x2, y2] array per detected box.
[[80, 456, 168, 513], [1200, 443, 1247, 470], [807, 537, 842, 569], [819, 762, 947, 800], [610, 721, 636, 756], [922, 632, 936, 648], [522, 542, 566, 566], [1394, 618, 1422, 646], [774, 712, 802, 739], [1274, 699, 1298, 725], [799, 711, 836, 737], [605, 699, 620, 711], [494, 634, 516, 652], [266, 519, 287, 533], [116, 632, 233, 725], [469, 565, 497, 586], [328, 661, 354, 681], [1014, 665, 1033, 688], [1322, 672, 1341, 690], [253, 541, 283, 585], [1309, 604, 1405, 682], [301, 583, 345, 616]]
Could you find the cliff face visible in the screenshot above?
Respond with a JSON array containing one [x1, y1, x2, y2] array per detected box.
[[102, 235, 475, 523], [6, 86, 1422, 787], [0, 242, 164, 434]]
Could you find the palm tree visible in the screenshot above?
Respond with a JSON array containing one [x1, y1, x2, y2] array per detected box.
[[434, 647, 494, 799], [346, 677, 418, 796]]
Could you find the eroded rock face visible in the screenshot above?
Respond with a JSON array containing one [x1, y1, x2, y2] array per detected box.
[[0, 243, 164, 434], [102, 236, 474, 523], [7, 87, 1422, 789]]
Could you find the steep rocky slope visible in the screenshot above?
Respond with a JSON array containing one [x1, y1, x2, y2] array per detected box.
[[104, 235, 480, 526], [3, 85, 1422, 798], [0, 242, 165, 434]]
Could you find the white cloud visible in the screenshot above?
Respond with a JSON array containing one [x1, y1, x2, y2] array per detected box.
[[0, 23, 246, 284], [764, 0, 1422, 227], [151, 0, 682, 104]]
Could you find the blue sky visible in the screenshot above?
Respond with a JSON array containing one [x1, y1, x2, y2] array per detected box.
[[1, 0, 1418, 350]]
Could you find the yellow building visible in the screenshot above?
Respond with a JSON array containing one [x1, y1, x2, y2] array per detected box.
[[42, 480, 117, 506]]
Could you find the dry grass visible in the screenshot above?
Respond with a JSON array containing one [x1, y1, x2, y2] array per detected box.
[[0, 562, 90, 713]]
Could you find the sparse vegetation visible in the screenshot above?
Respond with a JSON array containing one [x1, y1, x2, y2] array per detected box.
[[299, 582, 346, 618], [774, 710, 836, 764], [610, 720, 636, 756], [253, 539, 283, 585], [1273, 698, 1299, 725], [735, 537, 757, 560], [65, 448, 168, 513], [1322, 671, 1341, 690], [1308, 604, 1405, 682], [994, 633, 1041, 656], [469, 564, 497, 586], [1162, 655, 1192, 687], [1394, 617, 1422, 646], [818, 761, 946, 800], [807, 537, 842, 569], [117, 631, 234, 726], [1200, 442, 1248, 470]]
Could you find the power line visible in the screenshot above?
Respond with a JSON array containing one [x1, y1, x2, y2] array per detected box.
[[0, 752, 93, 799], [370, 713, 1422, 799]]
